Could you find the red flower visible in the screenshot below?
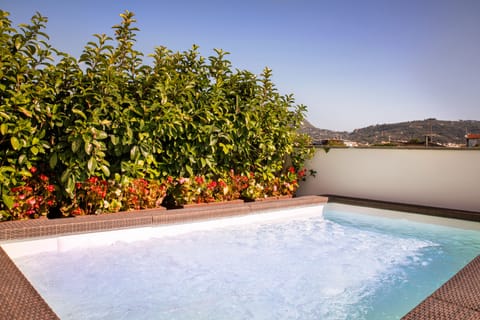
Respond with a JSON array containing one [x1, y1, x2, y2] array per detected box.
[[288, 166, 295, 174], [39, 174, 49, 182], [29, 166, 37, 174], [298, 169, 306, 178], [207, 181, 217, 190], [87, 177, 98, 184], [75, 182, 82, 189], [195, 176, 204, 185], [26, 197, 36, 206], [167, 176, 173, 183], [72, 208, 84, 215], [46, 185, 55, 192]]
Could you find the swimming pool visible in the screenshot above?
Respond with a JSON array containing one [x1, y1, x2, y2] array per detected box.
[[3, 203, 480, 319]]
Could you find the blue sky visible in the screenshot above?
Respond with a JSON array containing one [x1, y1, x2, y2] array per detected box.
[[2, 0, 480, 131]]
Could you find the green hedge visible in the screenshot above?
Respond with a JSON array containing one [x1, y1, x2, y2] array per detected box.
[[0, 10, 314, 220]]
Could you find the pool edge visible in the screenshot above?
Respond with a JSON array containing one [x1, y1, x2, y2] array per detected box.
[[0, 196, 328, 242], [402, 255, 480, 319], [0, 247, 60, 320]]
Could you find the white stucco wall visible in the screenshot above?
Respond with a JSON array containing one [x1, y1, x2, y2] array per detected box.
[[297, 148, 480, 213]]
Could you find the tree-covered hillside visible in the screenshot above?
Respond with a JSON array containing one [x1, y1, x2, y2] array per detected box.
[[301, 119, 480, 145]]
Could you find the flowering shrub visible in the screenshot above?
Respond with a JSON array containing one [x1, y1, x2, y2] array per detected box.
[[277, 167, 306, 196], [103, 180, 123, 213], [165, 177, 191, 206], [0, 10, 314, 220], [71, 177, 108, 215], [240, 167, 306, 200], [165, 176, 218, 206], [6, 166, 57, 220], [214, 178, 230, 202], [1, 166, 309, 219], [123, 178, 168, 210], [222, 170, 249, 200], [70, 177, 169, 215], [241, 172, 266, 200]]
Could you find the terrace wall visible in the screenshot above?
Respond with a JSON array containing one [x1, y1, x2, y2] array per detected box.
[[297, 148, 480, 213]]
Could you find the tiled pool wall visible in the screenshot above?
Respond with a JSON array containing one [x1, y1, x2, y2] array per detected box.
[[1, 195, 479, 319]]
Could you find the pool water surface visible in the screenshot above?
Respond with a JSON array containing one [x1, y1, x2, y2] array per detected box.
[[4, 204, 480, 319]]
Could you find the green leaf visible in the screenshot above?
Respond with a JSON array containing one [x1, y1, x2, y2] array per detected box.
[[14, 36, 22, 50], [72, 108, 87, 120], [85, 143, 93, 155], [2, 194, 14, 209], [130, 145, 139, 160], [66, 177, 75, 196], [0, 123, 7, 135], [10, 137, 21, 150], [87, 157, 97, 172], [30, 146, 39, 155], [0, 112, 11, 120], [100, 165, 110, 177], [18, 107, 32, 118], [61, 169, 71, 183], [185, 164, 193, 177], [18, 154, 27, 165], [49, 152, 58, 169], [96, 130, 108, 140], [110, 135, 120, 146], [71, 138, 81, 153]]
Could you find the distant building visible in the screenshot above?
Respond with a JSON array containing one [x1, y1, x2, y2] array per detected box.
[[465, 134, 480, 148]]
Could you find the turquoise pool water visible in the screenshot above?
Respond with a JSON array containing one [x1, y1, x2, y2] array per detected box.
[[8, 204, 480, 319]]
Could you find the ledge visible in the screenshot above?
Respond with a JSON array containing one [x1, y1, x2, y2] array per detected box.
[[0, 195, 328, 242], [402, 255, 480, 319], [326, 195, 480, 222]]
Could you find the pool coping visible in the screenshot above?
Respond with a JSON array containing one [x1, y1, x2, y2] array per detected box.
[[1, 195, 479, 319], [402, 255, 480, 320], [327, 195, 480, 222], [0, 195, 327, 319]]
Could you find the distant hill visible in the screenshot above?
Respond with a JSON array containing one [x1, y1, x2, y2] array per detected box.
[[299, 120, 349, 141], [300, 119, 480, 146]]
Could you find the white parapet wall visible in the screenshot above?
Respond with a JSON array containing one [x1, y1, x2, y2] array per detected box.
[[297, 147, 480, 213]]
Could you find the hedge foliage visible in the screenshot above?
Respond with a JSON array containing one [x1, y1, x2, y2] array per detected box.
[[0, 10, 314, 220]]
